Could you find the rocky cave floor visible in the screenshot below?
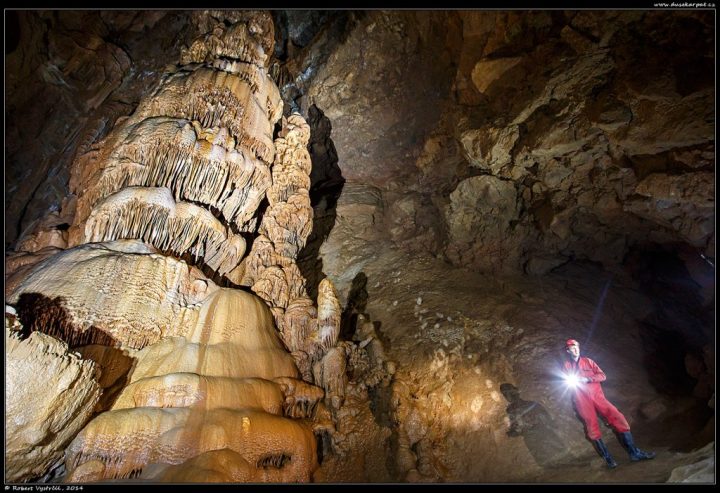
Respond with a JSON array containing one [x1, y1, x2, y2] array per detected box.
[[314, 242, 714, 483]]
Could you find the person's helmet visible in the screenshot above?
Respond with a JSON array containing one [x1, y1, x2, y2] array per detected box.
[[565, 339, 579, 348]]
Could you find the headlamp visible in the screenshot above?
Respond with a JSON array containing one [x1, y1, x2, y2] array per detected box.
[[564, 373, 580, 388]]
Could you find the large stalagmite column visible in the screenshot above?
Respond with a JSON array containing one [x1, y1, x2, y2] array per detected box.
[[6, 11, 341, 483]]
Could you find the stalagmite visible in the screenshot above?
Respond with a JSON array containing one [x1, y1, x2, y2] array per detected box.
[[240, 114, 344, 384], [68, 13, 282, 248], [113, 374, 284, 414], [137, 449, 288, 482], [313, 347, 348, 410], [54, 253, 318, 482], [317, 278, 342, 352], [5, 247, 64, 298], [131, 67, 280, 164], [280, 297, 318, 353]]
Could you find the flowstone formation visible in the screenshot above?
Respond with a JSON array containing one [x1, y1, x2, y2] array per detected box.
[[5, 11, 355, 483]]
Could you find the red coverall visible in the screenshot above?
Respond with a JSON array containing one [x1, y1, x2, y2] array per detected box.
[[563, 356, 630, 440]]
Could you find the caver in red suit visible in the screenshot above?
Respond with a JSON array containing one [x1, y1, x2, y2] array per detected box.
[[562, 339, 655, 468], [562, 350, 630, 440]]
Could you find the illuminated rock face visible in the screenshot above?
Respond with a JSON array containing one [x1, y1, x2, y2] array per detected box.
[[5, 320, 101, 482], [7, 11, 331, 483]]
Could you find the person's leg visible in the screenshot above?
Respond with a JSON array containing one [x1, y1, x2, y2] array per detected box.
[[575, 396, 616, 468], [575, 395, 602, 440], [592, 394, 630, 433], [593, 394, 654, 461], [618, 431, 656, 461]]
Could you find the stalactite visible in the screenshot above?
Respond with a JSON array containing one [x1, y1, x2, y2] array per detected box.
[[130, 67, 279, 163], [273, 376, 324, 419], [83, 187, 245, 277], [73, 120, 272, 236], [257, 453, 291, 469]]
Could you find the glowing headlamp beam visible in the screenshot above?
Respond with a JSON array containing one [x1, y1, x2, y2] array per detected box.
[[564, 373, 580, 388]]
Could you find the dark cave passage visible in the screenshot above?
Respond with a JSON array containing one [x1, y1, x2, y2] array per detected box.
[[620, 243, 715, 454]]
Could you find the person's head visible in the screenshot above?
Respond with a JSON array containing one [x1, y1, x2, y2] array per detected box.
[[565, 339, 580, 361]]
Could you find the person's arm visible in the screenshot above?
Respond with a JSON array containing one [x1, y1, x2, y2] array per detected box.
[[585, 358, 607, 383]]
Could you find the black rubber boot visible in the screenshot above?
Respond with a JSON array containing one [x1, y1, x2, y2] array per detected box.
[[592, 439, 618, 469], [619, 431, 656, 461]]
